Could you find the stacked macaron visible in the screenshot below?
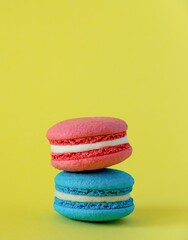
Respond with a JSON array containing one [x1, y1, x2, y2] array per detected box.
[[46, 117, 135, 221]]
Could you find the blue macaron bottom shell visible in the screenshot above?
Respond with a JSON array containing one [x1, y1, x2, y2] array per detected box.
[[54, 199, 135, 222]]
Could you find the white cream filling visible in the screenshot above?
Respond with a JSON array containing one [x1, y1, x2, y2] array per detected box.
[[51, 136, 128, 153], [55, 190, 130, 202]]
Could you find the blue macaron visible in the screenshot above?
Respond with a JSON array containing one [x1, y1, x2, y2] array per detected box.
[[54, 168, 135, 221]]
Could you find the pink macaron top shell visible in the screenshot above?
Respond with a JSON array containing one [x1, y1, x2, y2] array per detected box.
[[46, 117, 128, 141]]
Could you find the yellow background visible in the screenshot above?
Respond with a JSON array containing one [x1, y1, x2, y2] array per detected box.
[[0, 0, 188, 239]]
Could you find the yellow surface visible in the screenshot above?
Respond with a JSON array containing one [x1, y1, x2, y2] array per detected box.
[[0, 0, 188, 239]]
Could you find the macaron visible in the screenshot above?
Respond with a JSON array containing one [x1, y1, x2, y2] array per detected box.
[[46, 117, 132, 171], [54, 168, 135, 221]]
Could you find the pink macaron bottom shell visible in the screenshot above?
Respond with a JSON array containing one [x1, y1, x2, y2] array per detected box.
[[51, 147, 132, 172]]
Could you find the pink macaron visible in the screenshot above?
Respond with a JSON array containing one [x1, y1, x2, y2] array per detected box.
[[46, 117, 132, 172]]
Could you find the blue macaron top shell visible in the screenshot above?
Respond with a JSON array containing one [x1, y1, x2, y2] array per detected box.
[[55, 168, 134, 191]]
